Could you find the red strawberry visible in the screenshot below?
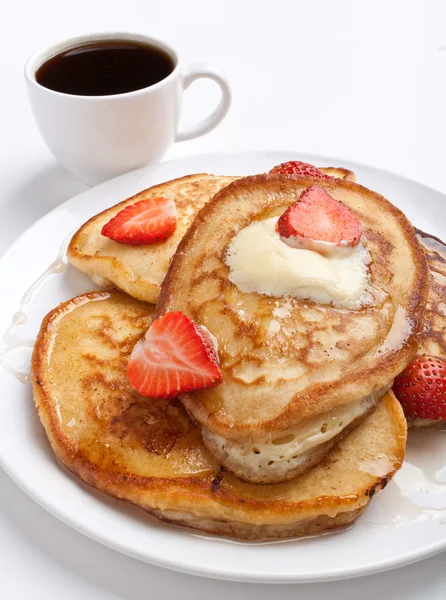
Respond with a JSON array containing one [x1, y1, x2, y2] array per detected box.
[[393, 355, 446, 421], [101, 196, 177, 245], [276, 185, 361, 247], [127, 312, 222, 398], [270, 161, 333, 180]]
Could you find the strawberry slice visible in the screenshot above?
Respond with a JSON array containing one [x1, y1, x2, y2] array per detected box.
[[101, 196, 177, 245], [127, 311, 222, 398], [276, 185, 361, 248], [393, 355, 446, 421], [270, 161, 333, 180]]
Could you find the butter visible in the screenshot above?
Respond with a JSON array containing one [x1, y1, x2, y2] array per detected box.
[[280, 232, 356, 257], [225, 217, 372, 309]]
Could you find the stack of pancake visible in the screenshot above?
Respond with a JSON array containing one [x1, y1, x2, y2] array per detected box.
[[32, 164, 442, 540]]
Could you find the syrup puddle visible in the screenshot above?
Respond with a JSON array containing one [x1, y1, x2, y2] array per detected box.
[[0, 235, 71, 384], [360, 430, 446, 530], [189, 521, 355, 545]]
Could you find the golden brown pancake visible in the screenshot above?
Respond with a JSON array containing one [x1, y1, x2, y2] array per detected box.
[[68, 175, 238, 304], [156, 174, 428, 483], [67, 168, 354, 305], [318, 167, 355, 180], [405, 229, 446, 429], [32, 291, 406, 540]]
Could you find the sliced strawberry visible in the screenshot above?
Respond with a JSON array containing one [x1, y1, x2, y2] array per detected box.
[[127, 312, 222, 398], [101, 196, 177, 245], [270, 161, 333, 180], [393, 355, 446, 421], [276, 185, 361, 247]]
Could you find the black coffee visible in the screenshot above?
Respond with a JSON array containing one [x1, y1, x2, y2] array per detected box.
[[35, 40, 175, 96]]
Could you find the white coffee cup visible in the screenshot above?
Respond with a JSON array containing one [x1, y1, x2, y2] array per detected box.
[[25, 32, 231, 185]]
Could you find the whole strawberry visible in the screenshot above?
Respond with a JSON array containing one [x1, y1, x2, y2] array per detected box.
[[270, 161, 333, 180], [393, 355, 446, 422]]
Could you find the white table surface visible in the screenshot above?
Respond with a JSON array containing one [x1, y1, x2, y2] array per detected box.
[[1, 0, 446, 597]]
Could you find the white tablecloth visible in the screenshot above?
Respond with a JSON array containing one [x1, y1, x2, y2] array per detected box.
[[1, 1, 445, 597]]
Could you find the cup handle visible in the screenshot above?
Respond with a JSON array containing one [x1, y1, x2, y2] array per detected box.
[[175, 63, 231, 142]]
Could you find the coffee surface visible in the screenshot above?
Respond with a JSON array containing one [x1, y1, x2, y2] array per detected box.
[[36, 40, 175, 96]]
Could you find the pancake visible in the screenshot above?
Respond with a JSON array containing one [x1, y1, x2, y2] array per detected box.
[[31, 291, 407, 540], [156, 174, 428, 483], [68, 174, 237, 304], [405, 229, 446, 430], [67, 168, 354, 305], [317, 167, 355, 180]]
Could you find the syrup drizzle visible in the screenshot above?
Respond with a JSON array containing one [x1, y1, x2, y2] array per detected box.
[[0, 235, 71, 384], [359, 430, 446, 530], [189, 520, 355, 545], [377, 306, 413, 354]]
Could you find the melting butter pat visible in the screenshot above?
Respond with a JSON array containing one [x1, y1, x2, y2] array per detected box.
[[225, 217, 372, 309]]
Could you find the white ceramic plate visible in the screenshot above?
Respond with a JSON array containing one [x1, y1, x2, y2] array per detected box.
[[0, 151, 445, 584]]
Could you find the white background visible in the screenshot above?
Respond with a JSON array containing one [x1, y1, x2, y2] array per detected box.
[[1, 0, 446, 597]]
